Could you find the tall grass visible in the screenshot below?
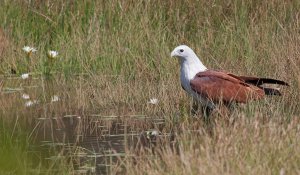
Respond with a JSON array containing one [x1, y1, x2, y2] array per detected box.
[[0, 0, 299, 174]]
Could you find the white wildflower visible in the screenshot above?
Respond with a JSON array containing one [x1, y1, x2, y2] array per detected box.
[[280, 168, 285, 175], [47, 50, 58, 59], [148, 98, 159, 105], [51, 95, 59, 102], [22, 46, 37, 54], [25, 100, 38, 107], [146, 130, 160, 139], [21, 93, 30, 100], [149, 130, 159, 136], [21, 73, 29, 79]]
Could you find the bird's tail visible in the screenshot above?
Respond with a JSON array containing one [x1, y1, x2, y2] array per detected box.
[[239, 77, 288, 96], [263, 87, 282, 96], [221, 71, 288, 96]]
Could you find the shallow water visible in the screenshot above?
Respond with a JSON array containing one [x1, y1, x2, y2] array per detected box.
[[32, 114, 169, 174], [1, 74, 172, 174]]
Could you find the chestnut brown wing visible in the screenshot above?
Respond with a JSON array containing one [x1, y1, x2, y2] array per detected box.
[[190, 71, 265, 103], [208, 70, 289, 86]]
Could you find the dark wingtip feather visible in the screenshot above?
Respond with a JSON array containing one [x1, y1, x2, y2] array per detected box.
[[261, 79, 290, 86], [244, 78, 289, 86]]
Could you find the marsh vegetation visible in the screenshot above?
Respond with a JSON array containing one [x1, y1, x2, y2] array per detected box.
[[0, 0, 299, 174]]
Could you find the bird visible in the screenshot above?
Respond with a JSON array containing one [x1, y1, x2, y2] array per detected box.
[[171, 45, 289, 116]]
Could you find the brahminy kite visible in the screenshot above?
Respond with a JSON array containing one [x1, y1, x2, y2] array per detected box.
[[171, 45, 289, 115]]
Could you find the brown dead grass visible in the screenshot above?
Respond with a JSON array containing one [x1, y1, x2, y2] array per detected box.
[[0, 28, 9, 58], [0, 0, 299, 174], [124, 114, 300, 175]]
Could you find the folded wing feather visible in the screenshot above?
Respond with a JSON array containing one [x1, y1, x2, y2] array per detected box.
[[190, 70, 271, 104]]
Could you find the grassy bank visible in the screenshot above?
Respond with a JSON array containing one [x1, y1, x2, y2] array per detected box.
[[0, 0, 299, 174]]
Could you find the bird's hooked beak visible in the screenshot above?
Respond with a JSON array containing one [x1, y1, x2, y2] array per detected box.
[[170, 49, 178, 58]]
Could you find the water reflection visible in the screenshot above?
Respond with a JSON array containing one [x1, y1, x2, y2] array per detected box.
[[33, 115, 169, 174], [1, 75, 173, 174]]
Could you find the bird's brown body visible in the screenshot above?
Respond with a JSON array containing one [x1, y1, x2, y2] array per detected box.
[[190, 70, 289, 104]]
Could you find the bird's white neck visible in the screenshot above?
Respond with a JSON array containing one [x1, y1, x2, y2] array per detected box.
[[179, 56, 207, 91], [180, 56, 207, 80]]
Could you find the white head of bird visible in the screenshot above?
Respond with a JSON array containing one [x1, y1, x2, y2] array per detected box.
[[171, 45, 207, 81]]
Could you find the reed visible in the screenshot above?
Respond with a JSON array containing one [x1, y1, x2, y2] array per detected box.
[[0, 0, 299, 174]]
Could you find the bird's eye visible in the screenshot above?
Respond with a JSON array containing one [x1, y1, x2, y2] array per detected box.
[[179, 49, 184, 52]]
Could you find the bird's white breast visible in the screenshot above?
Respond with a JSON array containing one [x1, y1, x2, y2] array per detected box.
[[180, 60, 214, 108], [180, 62, 194, 93]]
